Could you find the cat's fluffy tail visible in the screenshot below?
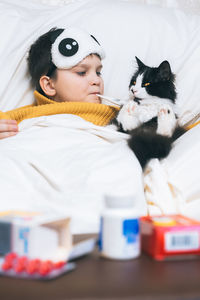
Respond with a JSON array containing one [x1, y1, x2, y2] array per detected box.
[[128, 128, 172, 169]]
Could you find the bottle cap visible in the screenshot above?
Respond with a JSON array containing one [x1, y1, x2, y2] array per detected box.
[[104, 195, 135, 209]]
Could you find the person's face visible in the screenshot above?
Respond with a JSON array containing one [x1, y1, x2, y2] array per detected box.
[[52, 54, 104, 103]]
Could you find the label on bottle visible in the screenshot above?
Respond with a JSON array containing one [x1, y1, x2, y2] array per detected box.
[[99, 216, 140, 260]]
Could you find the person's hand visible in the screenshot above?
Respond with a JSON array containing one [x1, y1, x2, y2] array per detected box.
[[0, 119, 18, 139]]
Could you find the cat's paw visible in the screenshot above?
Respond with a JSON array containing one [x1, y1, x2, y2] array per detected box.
[[157, 106, 177, 137], [137, 101, 158, 123], [124, 101, 138, 115], [116, 101, 140, 131]]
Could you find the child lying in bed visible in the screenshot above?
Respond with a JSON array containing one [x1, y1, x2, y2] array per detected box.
[[0, 27, 119, 130], [0, 27, 146, 230]]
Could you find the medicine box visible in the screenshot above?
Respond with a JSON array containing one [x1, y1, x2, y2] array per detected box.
[[0, 210, 72, 262], [140, 215, 200, 260]]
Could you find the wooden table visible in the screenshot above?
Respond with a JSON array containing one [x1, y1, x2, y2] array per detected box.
[[1, 234, 200, 300]]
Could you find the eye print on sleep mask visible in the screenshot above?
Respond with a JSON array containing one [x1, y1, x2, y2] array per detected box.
[[51, 27, 105, 69]]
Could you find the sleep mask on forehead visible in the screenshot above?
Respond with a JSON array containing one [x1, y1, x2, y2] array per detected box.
[[51, 27, 105, 69]]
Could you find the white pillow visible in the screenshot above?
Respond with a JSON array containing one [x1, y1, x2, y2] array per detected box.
[[1, 0, 200, 124]]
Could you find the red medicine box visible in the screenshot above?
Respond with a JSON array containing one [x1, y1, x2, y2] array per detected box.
[[140, 215, 200, 260]]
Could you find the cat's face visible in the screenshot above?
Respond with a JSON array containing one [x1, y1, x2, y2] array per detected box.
[[129, 57, 176, 102], [129, 73, 149, 100]]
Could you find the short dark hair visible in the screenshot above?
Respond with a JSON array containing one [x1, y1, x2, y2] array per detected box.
[[27, 27, 64, 94]]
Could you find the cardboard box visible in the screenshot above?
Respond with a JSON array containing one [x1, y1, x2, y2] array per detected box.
[[140, 215, 200, 260], [0, 211, 95, 262]]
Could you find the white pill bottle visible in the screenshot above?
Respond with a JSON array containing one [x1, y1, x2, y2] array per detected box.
[[99, 195, 141, 260]]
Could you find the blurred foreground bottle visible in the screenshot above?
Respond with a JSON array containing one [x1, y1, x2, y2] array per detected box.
[[99, 195, 140, 260]]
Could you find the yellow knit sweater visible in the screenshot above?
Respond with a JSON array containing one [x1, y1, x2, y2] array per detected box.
[[0, 91, 119, 126]]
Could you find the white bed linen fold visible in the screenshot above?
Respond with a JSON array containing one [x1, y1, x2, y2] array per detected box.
[[144, 125, 200, 220], [0, 114, 146, 233]]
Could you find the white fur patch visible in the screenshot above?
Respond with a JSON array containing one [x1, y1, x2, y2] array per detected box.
[[117, 98, 177, 133], [117, 100, 158, 131], [156, 105, 177, 137]]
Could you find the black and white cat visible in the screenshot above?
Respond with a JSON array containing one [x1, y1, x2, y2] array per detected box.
[[114, 57, 185, 168]]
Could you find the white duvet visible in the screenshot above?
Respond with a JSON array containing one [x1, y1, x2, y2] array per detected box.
[[0, 114, 146, 233]]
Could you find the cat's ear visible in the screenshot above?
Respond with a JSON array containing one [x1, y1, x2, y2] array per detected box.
[[157, 61, 171, 81], [135, 56, 146, 70]]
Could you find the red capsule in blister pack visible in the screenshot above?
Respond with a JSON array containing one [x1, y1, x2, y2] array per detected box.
[[5, 252, 18, 262], [2, 260, 13, 271], [39, 260, 54, 276], [0, 253, 75, 279], [14, 256, 28, 273], [54, 261, 65, 269], [26, 259, 41, 274], [2, 252, 18, 271]]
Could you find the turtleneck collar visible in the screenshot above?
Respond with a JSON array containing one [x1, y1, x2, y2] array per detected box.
[[33, 90, 119, 126]]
